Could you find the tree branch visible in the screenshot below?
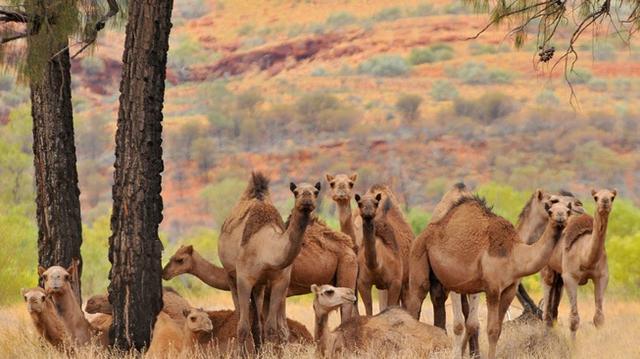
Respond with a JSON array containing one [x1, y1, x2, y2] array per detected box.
[[69, 0, 119, 59], [0, 31, 28, 44], [0, 8, 29, 23]]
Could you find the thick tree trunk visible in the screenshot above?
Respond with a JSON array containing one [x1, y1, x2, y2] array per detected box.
[[107, 0, 174, 351], [30, 41, 83, 304]]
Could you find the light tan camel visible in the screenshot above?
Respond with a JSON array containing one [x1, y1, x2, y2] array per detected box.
[[326, 173, 359, 243], [85, 287, 190, 324], [311, 284, 450, 357], [542, 188, 616, 339], [39, 264, 92, 345], [406, 196, 573, 359], [162, 246, 230, 290], [181, 308, 214, 353], [218, 172, 318, 353], [22, 287, 70, 349], [354, 184, 414, 315], [146, 312, 187, 358]]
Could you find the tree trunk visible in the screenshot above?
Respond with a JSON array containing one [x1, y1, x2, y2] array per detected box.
[[30, 41, 83, 304], [107, 0, 174, 351]]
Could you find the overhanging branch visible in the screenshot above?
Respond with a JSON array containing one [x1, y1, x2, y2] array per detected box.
[[69, 0, 119, 59]]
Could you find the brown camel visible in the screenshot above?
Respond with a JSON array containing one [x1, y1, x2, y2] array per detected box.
[[22, 287, 70, 349], [354, 184, 414, 315], [181, 308, 215, 353], [162, 246, 230, 291], [325, 173, 359, 242], [218, 172, 318, 353], [85, 287, 190, 324], [542, 189, 616, 339], [311, 284, 450, 357], [406, 196, 573, 359], [39, 264, 92, 345]]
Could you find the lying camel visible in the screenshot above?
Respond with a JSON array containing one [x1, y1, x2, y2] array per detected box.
[[311, 284, 450, 357], [22, 287, 70, 349], [146, 312, 186, 358], [85, 287, 190, 324], [39, 264, 92, 345]]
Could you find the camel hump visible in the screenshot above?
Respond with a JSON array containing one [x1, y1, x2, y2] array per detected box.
[[241, 201, 285, 246], [374, 218, 399, 252], [244, 171, 270, 201], [564, 213, 594, 250]]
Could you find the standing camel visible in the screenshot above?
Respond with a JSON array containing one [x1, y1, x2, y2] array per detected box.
[[542, 189, 616, 339], [407, 195, 573, 359], [218, 172, 318, 354]]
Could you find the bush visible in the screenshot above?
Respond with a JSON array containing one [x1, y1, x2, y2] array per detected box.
[[371, 7, 403, 22], [444, 0, 473, 14], [567, 68, 593, 84], [468, 43, 510, 55], [406, 3, 435, 17], [358, 55, 410, 77], [81, 57, 105, 76], [0, 73, 14, 92], [587, 78, 608, 92], [395, 94, 423, 122], [430, 80, 459, 101], [311, 67, 327, 76], [447, 61, 514, 84], [612, 78, 632, 99], [326, 11, 357, 28], [242, 36, 266, 49], [408, 44, 454, 65], [295, 92, 359, 132], [535, 89, 559, 106], [176, 0, 210, 19], [454, 92, 516, 124]]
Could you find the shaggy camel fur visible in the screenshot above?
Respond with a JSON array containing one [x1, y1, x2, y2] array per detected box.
[[542, 189, 616, 339], [407, 196, 573, 359], [311, 284, 450, 357], [22, 287, 70, 349], [85, 287, 190, 324], [218, 172, 318, 353], [39, 264, 92, 345]]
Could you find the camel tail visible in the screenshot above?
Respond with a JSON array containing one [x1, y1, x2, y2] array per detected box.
[[245, 171, 270, 201]]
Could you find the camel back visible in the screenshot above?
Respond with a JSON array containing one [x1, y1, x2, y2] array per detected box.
[[290, 215, 357, 252], [430, 182, 473, 223], [240, 201, 285, 246], [563, 213, 594, 250]]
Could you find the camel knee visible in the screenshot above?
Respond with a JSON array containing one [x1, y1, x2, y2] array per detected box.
[[593, 311, 604, 328], [466, 320, 480, 337], [487, 326, 501, 344], [569, 313, 580, 332], [453, 322, 465, 336]]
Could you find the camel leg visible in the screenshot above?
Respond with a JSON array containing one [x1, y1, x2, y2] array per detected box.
[[515, 284, 542, 318], [464, 294, 481, 359], [593, 272, 608, 328], [550, 275, 564, 322], [406, 234, 431, 320], [541, 271, 554, 327], [264, 276, 290, 344], [378, 290, 388, 312], [227, 273, 239, 311], [236, 275, 256, 356], [485, 291, 502, 359], [336, 254, 358, 322], [451, 292, 466, 359], [563, 274, 580, 340], [358, 280, 373, 316], [431, 277, 448, 330], [387, 281, 402, 307]]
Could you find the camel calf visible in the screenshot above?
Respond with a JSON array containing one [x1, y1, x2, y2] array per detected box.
[[22, 287, 70, 349]]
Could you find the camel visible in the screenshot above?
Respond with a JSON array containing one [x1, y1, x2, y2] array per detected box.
[[218, 172, 318, 353], [164, 223, 358, 321], [311, 284, 450, 357], [406, 195, 573, 359], [146, 312, 187, 358], [542, 189, 617, 339], [181, 308, 215, 353], [39, 264, 92, 345], [22, 287, 70, 349], [325, 173, 359, 243], [85, 287, 190, 324]]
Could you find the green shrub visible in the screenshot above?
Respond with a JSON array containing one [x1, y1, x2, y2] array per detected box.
[[430, 80, 459, 101], [448, 61, 514, 85], [0, 73, 14, 92], [242, 36, 266, 49], [200, 178, 246, 226], [237, 23, 255, 36], [468, 43, 510, 55], [395, 94, 423, 122], [311, 67, 327, 76], [612, 78, 632, 99], [176, 0, 210, 19], [406, 207, 431, 235], [358, 55, 410, 77], [295, 92, 359, 131], [406, 3, 435, 17], [587, 78, 608, 92], [567, 68, 593, 84], [81, 57, 105, 76], [371, 7, 403, 22], [408, 44, 454, 65], [444, 0, 473, 14], [307, 23, 326, 35], [454, 91, 515, 124], [326, 11, 357, 28], [536, 89, 560, 106]]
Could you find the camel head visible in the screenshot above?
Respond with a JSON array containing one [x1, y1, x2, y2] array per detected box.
[[38, 265, 74, 294], [549, 189, 585, 214], [591, 188, 617, 214], [21, 287, 48, 313], [325, 173, 357, 203], [355, 193, 382, 220], [290, 181, 320, 213], [183, 308, 213, 334], [163, 245, 195, 280], [311, 284, 357, 315], [85, 294, 111, 314], [545, 201, 573, 228]]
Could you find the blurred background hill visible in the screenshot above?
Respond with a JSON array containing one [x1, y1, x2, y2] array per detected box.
[[1, 0, 639, 301]]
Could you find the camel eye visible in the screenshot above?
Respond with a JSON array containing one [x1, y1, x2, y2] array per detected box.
[[23, 296, 27, 302], [64, 274, 70, 281], [175, 258, 183, 264], [550, 198, 559, 204], [330, 182, 335, 188], [348, 182, 354, 188], [594, 196, 599, 202], [314, 190, 319, 196], [324, 289, 334, 296], [190, 316, 196, 322]]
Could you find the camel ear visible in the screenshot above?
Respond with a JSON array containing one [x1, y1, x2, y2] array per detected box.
[[535, 189, 544, 201], [66, 262, 77, 277], [315, 182, 321, 192], [544, 201, 551, 211], [183, 309, 191, 318], [310, 284, 319, 294], [375, 193, 382, 202], [349, 173, 358, 182], [325, 174, 334, 182], [184, 245, 193, 254], [612, 189, 617, 198], [591, 189, 597, 197], [20, 288, 28, 298], [290, 182, 297, 193], [38, 266, 46, 277]]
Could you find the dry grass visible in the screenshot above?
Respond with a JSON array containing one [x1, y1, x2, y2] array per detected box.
[[2, 291, 639, 358]]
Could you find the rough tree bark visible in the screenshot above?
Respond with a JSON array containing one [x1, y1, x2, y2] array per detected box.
[[107, 0, 174, 351], [31, 40, 83, 304]]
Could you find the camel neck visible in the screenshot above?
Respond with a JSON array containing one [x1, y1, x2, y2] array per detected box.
[[584, 209, 610, 267], [337, 200, 356, 241], [32, 302, 68, 346], [191, 251, 231, 290], [514, 222, 563, 278], [362, 218, 378, 270], [277, 208, 311, 269], [313, 304, 333, 355], [516, 213, 547, 245], [50, 285, 90, 341]]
